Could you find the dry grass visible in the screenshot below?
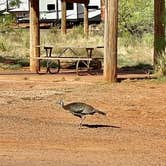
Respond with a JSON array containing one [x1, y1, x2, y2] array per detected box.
[[0, 24, 153, 70]]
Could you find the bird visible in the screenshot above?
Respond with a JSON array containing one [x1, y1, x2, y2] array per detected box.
[[57, 100, 106, 128]]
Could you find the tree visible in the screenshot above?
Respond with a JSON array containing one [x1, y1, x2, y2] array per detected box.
[[9, 0, 22, 8], [154, 0, 165, 65], [119, 0, 153, 37]]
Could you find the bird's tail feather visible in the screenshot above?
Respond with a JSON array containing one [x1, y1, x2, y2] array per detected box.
[[95, 109, 106, 115]]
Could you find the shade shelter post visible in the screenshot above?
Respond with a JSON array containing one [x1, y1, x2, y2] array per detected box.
[[61, 0, 67, 34], [29, 0, 40, 72], [104, 0, 118, 82], [61, 0, 89, 36], [84, 2, 89, 38]]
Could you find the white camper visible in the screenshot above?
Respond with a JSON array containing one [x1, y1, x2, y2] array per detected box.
[[11, 0, 101, 23]]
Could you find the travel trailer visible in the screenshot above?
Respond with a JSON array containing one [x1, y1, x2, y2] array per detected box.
[[9, 0, 101, 24]]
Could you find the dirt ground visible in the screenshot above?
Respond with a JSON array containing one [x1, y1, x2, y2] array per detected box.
[[0, 71, 166, 166]]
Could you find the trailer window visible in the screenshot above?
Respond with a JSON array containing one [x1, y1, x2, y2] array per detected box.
[[88, 6, 99, 10], [47, 4, 55, 11], [67, 2, 74, 10]]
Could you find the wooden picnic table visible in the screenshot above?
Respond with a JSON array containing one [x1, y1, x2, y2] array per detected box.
[[36, 45, 104, 74], [58, 45, 104, 58]]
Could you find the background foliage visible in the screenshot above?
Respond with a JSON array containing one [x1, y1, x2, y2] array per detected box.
[[0, 0, 156, 71], [119, 0, 153, 38]]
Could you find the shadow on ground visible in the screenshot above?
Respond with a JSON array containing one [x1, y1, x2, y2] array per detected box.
[[82, 124, 121, 129]]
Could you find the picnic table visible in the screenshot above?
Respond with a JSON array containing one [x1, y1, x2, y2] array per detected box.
[[36, 45, 104, 74]]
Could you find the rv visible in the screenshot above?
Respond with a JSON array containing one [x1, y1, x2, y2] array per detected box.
[[10, 0, 101, 24]]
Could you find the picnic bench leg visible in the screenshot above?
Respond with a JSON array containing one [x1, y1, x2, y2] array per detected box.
[[59, 47, 80, 57], [46, 59, 50, 73], [76, 60, 80, 75], [86, 48, 94, 58], [88, 59, 102, 75], [76, 60, 91, 75], [47, 59, 61, 74], [59, 48, 68, 56], [87, 60, 91, 73], [45, 47, 53, 57], [36, 59, 49, 74]]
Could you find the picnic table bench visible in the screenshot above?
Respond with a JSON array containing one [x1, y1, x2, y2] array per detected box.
[[36, 45, 103, 75]]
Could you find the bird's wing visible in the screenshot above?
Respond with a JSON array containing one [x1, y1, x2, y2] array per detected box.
[[65, 103, 85, 113], [82, 108, 95, 114], [81, 105, 95, 114]]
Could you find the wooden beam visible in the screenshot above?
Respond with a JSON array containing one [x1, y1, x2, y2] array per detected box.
[[30, 0, 40, 72], [84, 2, 89, 38], [154, 0, 165, 65], [104, 0, 118, 82], [61, 0, 67, 34], [101, 0, 105, 21]]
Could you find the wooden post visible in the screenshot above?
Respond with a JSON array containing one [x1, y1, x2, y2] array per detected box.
[[84, 2, 89, 38], [61, 0, 67, 34], [101, 0, 105, 21], [30, 0, 40, 72], [154, 0, 165, 65], [104, 0, 109, 73], [6, 0, 9, 12], [104, 0, 118, 82]]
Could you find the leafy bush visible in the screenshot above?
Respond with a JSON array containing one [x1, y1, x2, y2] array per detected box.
[[119, 0, 153, 38]]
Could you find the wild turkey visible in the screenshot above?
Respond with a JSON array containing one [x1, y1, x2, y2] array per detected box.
[[57, 100, 106, 128]]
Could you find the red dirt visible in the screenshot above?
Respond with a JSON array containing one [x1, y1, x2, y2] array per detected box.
[[0, 72, 166, 165]]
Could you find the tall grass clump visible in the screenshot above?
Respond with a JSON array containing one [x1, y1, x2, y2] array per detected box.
[[66, 25, 84, 40], [0, 37, 13, 52], [0, 39, 8, 52], [118, 31, 153, 67], [0, 28, 29, 58]]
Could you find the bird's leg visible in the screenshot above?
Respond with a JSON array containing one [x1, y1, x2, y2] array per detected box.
[[79, 116, 86, 129]]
